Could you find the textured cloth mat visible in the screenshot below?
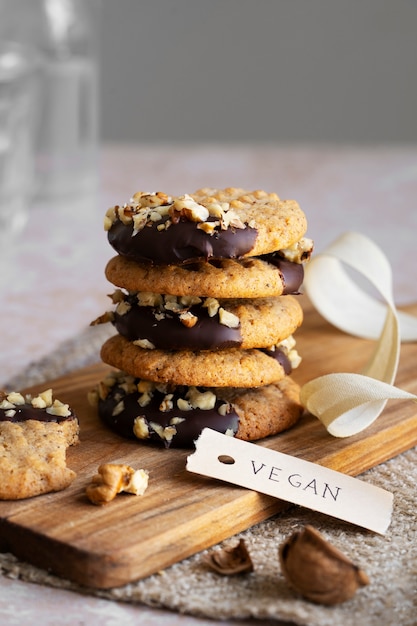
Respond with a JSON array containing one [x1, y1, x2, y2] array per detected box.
[[2, 325, 416, 626]]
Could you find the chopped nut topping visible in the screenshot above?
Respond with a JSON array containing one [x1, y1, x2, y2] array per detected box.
[[133, 416, 150, 439], [170, 416, 186, 425], [112, 400, 125, 417], [0, 399, 16, 410], [6, 392, 25, 405], [280, 237, 314, 263], [31, 389, 53, 409], [218, 307, 240, 328], [218, 403, 231, 416], [159, 393, 174, 412], [149, 421, 177, 442], [177, 398, 192, 411], [137, 292, 163, 307], [203, 297, 220, 317], [86, 463, 149, 505], [186, 387, 216, 410], [115, 300, 131, 316], [46, 399, 71, 418], [179, 311, 198, 328], [133, 338, 156, 350], [169, 194, 209, 223]]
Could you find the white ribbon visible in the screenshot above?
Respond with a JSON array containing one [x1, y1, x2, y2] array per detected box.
[[300, 231, 417, 437]]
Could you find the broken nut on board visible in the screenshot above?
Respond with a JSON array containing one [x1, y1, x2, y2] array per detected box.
[[203, 539, 254, 575], [86, 463, 149, 505], [279, 525, 369, 605]]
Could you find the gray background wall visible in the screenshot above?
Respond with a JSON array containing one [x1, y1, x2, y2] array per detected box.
[[99, 0, 417, 143]]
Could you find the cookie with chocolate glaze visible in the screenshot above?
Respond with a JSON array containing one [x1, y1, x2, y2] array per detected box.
[[0, 389, 79, 499], [89, 370, 303, 448], [105, 253, 305, 299], [92, 292, 303, 351], [100, 334, 300, 388], [104, 188, 308, 265]]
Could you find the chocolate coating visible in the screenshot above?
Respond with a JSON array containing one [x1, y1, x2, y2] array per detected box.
[[113, 296, 242, 350], [98, 384, 239, 448], [262, 348, 292, 375], [0, 403, 76, 424], [263, 255, 304, 295], [108, 216, 258, 264]]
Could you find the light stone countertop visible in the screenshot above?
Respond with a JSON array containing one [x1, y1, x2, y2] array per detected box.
[[1, 142, 416, 625]]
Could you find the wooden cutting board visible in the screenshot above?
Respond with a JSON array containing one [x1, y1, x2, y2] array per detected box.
[[1, 297, 416, 589]]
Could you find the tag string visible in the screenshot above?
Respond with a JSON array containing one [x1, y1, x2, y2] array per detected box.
[[300, 231, 417, 437]]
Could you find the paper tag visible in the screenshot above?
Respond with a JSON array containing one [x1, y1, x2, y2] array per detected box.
[[187, 428, 393, 534]]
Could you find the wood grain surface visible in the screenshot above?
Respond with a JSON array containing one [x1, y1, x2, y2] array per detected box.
[[1, 297, 416, 589]]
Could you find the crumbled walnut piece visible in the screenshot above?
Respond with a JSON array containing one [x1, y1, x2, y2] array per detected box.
[[159, 393, 174, 412], [87, 388, 99, 407], [133, 416, 150, 439], [279, 525, 369, 605], [203, 539, 253, 575], [218, 307, 240, 328], [177, 398, 192, 411], [169, 194, 209, 223], [0, 399, 16, 410], [280, 237, 314, 264], [150, 422, 177, 443], [179, 296, 202, 307], [115, 300, 131, 316], [186, 387, 216, 410], [218, 402, 231, 416], [86, 463, 149, 505], [179, 311, 198, 328], [203, 297, 220, 317], [90, 311, 115, 326], [170, 416, 186, 425], [112, 400, 125, 417], [6, 392, 25, 406], [31, 389, 53, 409], [46, 399, 71, 418], [109, 289, 125, 304], [5, 409, 16, 418], [133, 338, 156, 350], [137, 292, 163, 307], [197, 221, 219, 234]]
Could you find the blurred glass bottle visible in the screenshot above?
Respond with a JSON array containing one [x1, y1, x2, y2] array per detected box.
[[3, 0, 100, 201]]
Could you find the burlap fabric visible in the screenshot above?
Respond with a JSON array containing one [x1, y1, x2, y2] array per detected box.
[[1, 325, 416, 626]]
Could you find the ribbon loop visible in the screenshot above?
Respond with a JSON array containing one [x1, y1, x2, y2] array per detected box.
[[301, 231, 417, 437]]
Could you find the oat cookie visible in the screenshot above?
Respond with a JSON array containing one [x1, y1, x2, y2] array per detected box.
[[105, 253, 305, 299], [100, 334, 301, 388], [104, 188, 309, 265], [92, 292, 303, 351], [89, 370, 303, 448], [0, 389, 79, 500]]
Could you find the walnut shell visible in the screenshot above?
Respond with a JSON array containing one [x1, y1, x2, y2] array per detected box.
[[279, 525, 369, 605], [203, 539, 253, 575]]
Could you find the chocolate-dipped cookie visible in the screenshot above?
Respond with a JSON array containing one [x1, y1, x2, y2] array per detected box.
[[100, 333, 301, 388], [104, 188, 310, 265], [89, 371, 303, 448], [0, 389, 79, 499], [92, 292, 303, 351], [105, 253, 306, 299]]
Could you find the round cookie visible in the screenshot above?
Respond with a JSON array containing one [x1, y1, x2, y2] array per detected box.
[[90, 370, 303, 448], [93, 292, 303, 351], [0, 389, 79, 500], [100, 334, 297, 388], [105, 254, 304, 299], [104, 188, 307, 265]]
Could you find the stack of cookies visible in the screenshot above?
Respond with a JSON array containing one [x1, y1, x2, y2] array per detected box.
[[90, 188, 313, 448]]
